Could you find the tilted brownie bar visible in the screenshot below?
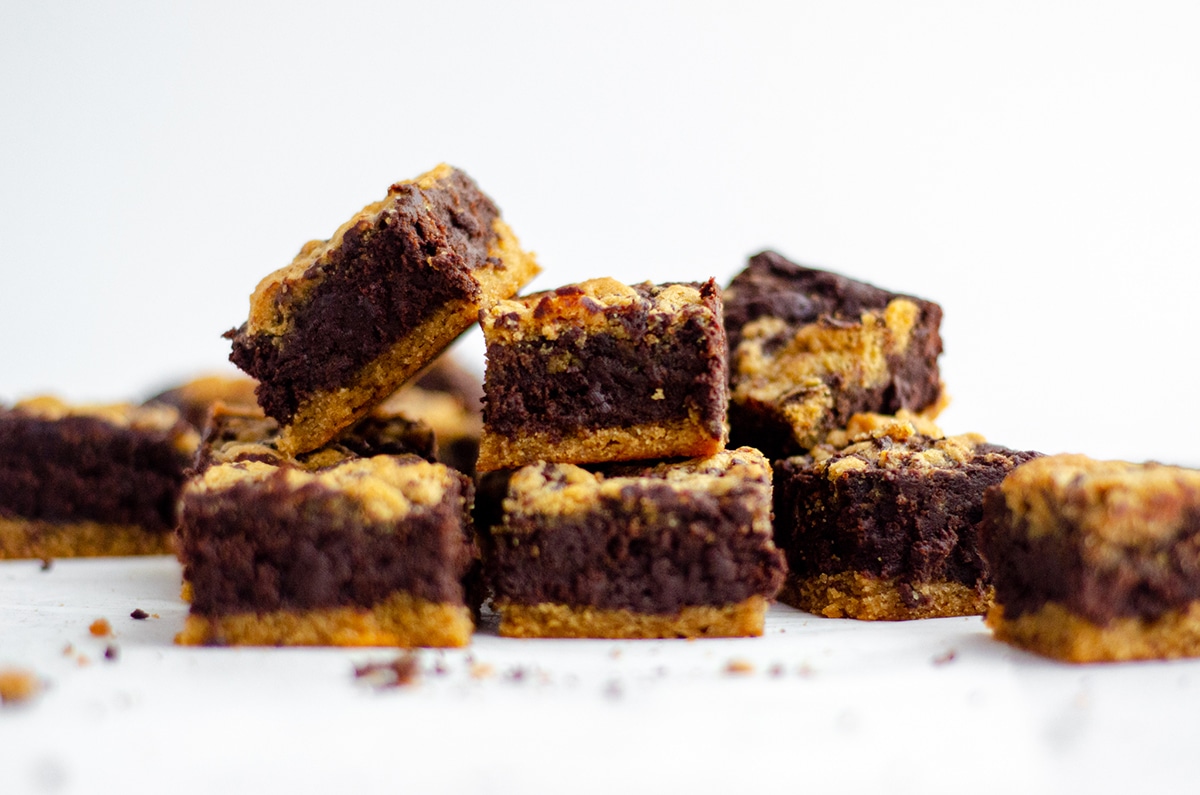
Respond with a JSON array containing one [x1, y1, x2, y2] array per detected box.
[[477, 277, 728, 472], [981, 454, 1200, 663], [773, 414, 1038, 620], [724, 250, 944, 458], [484, 448, 786, 638], [0, 397, 198, 559], [175, 455, 475, 647], [225, 164, 539, 456]]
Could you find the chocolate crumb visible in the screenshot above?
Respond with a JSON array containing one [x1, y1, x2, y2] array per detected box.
[[353, 652, 420, 689], [104, 645, 119, 662], [130, 609, 149, 620], [604, 679, 624, 699], [506, 667, 528, 683], [39, 558, 53, 572], [933, 650, 957, 666], [0, 669, 41, 706], [89, 618, 111, 637], [725, 658, 755, 676], [432, 660, 449, 676], [768, 663, 785, 677]]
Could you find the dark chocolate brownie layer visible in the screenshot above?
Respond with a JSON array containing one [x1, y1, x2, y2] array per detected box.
[[225, 169, 499, 425], [0, 412, 192, 533], [982, 489, 1200, 624], [774, 436, 1039, 591], [483, 280, 727, 440], [179, 463, 474, 616], [487, 480, 784, 614]]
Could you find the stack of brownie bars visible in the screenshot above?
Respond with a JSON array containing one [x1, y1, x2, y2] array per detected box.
[[3, 162, 1199, 663]]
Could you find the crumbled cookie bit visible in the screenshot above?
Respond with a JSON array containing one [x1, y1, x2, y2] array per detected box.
[[104, 645, 119, 662], [61, 643, 74, 657], [89, 618, 112, 637], [933, 649, 957, 666], [353, 652, 420, 689], [725, 658, 755, 676], [432, 660, 449, 676], [130, 609, 149, 620], [469, 662, 495, 680], [39, 558, 53, 572], [0, 669, 41, 706]]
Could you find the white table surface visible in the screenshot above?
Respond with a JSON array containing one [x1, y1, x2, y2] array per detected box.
[[3, 555, 1197, 795]]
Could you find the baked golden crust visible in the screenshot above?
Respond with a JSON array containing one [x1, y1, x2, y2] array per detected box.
[[175, 592, 473, 648], [0, 518, 175, 559], [779, 572, 992, 620], [986, 601, 1200, 663], [477, 415, 726, 474], [496, 596, 769, 639], [995, 454, 1200, 546]]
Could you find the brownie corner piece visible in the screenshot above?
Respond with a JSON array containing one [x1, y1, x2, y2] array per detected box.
[[485, 447, 785, 639], [477, 277, 728, 471], [0, 396, 199, 559], [225, 164, 539, 457], [981, 454, 1200, 663], [175, 454, 476, 648], [724, 250, 944, 458], [773, 417, 1038, 620]]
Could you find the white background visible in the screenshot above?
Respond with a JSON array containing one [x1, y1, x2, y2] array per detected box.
[[2, 1, 1198, 465], [3, 5, 1200, 793]]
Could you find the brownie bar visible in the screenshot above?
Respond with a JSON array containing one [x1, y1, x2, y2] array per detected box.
[[0, 397, 199, 559], [484, 448, 786, 638], [225, 164, 539, 456], [773, 414, 1038, 620], [175, 455, 476, 647], [477, 277, 728, 471], [980, 454, 1200, 663], [144, 374, 259, 432], [724, 250, 945, 458]]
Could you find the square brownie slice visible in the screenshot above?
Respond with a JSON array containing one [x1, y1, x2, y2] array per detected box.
[[773, 414, 1038, 620], [0, 397, 199, 558], [724, 250, 945, 458], [484, 448, 786, 639], [225, 164, 539, 456], [175, 455, 476, 647], [477, 277, 728, 471], [981, 455, 1200, 663]]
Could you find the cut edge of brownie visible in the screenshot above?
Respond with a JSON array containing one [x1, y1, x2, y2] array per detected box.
[[495, 596, 770, 639], [476, 414, 725, 473], [985, 601, 1200, 664], [0, 518, 176, 559], [780, 572, 993, 621], [175, 592, 474, 648]]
